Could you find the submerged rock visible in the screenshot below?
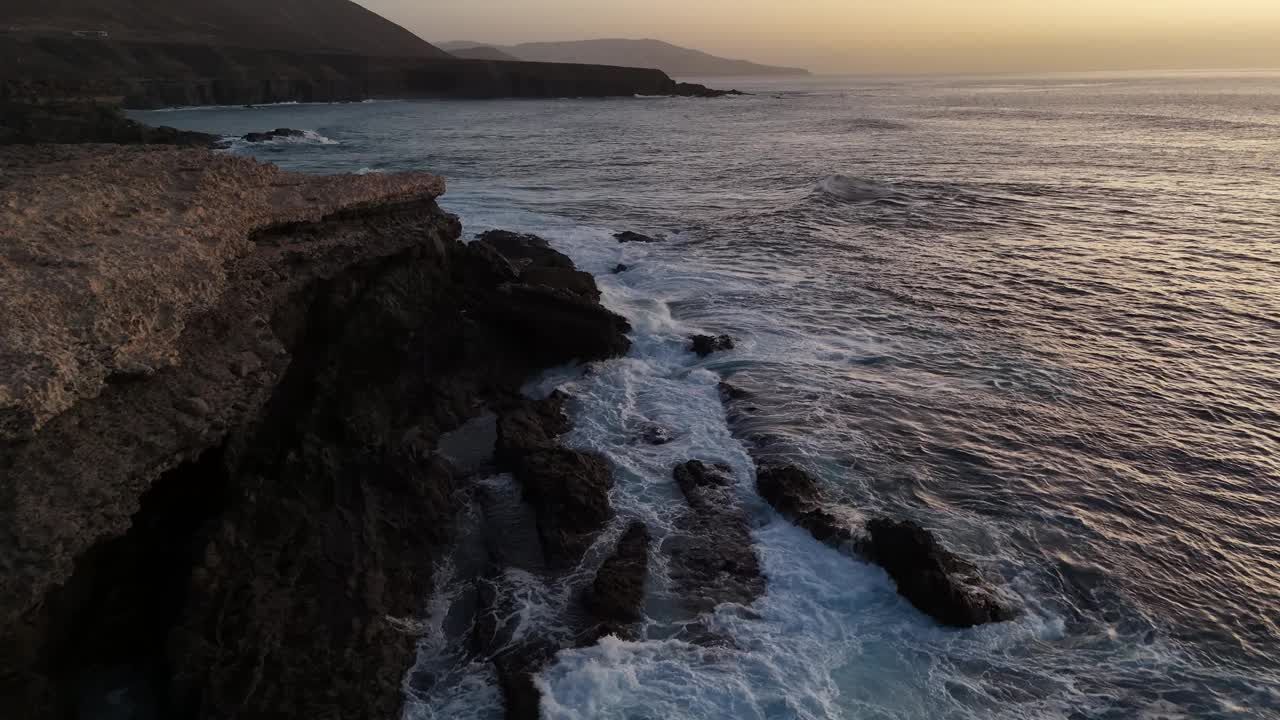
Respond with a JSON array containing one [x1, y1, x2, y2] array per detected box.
[[718, 380, 752, 401], [585, 521, 651, 639], [638, 422, 674, 445], [240, 127, 306, 142], [863, 518, 1016, 628], [614, 230, 660, 244], [690, 334, 736, 357], [666, 461, 766, 613], [611, 263, 630, 274]]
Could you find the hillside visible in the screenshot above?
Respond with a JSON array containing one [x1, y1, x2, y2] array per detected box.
[[445, 44, 521, 62], [444, 38, 809, 77], [0, 0, 449, 57]]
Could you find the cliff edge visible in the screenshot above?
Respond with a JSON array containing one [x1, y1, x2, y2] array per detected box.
[[0, 144, 632, 718], [0, 146, 445, 442]]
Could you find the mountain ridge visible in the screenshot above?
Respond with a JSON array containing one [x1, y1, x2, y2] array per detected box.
[[0, 0, 450, 58], [442, 38, 810, 77]]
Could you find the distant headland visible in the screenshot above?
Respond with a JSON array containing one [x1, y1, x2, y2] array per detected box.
[[440, 38, 812, 77], [0, 0, 738, 108]]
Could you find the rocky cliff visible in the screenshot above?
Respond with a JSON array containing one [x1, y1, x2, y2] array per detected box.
[[0, 37, 731, 108], [0, 144, 633, 718]]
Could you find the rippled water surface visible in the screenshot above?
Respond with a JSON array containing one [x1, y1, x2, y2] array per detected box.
[[139, 70, 1280, 719]]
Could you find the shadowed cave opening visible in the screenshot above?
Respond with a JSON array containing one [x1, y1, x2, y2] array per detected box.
[[43, 446, 229, 720]]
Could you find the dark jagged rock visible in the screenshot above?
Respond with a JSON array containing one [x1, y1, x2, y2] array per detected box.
[[471, 230, 630, 363], [240, 127, 306, 143], [481, 284, 632, 366], [496, 391, 571, 465], [690, 334, 736, 357], [863, 519, 1016, 628], [465, 238, 522, 283], [614, 230, 660, 244], [673, 460, 736, 510], [612, 263, 630, 274], [755, 465, 858, 550], [477, 230, 576, 270], [493, 646, 555, 720], [473, 230, 600, 301], [513, 449, 614, 568], [0, 101, 219, 146], [585, 522, 651, 639], [520, 266, 601, 302], [666, 461, 766, 613], [755, 465, 1013, 627]]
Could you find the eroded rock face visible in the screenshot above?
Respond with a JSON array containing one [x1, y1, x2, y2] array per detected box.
[[0, 149, 634, 719], [666, 461, 766, 614]]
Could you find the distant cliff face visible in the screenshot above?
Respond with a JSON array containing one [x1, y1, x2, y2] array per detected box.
[[0, 1, 737, 106], [0, 0, 448, 58], [445, 38, 811, 77], [0, 37, 730, 107]]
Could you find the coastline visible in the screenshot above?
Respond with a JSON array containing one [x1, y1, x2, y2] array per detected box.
[[1, 110, 1015, 718], [0, 36, 738, 109]]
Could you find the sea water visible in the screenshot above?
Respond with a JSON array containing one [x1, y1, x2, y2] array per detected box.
[[137, 70, 1280, 719]]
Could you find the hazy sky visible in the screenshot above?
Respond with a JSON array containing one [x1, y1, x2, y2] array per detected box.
[[357, 1, 1280, 73]]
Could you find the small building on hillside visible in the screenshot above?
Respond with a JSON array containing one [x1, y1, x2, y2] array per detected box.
[[71, 30, 110, 39]]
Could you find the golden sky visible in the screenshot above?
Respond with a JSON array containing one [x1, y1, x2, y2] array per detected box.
[[359, 0, 1280, 73]]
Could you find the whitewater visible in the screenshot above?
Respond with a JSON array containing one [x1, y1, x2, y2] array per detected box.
[[138, 69, 1280, 719]]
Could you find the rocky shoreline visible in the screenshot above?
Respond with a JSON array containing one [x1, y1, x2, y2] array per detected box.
[[0, 36, 739, 109], [0, 136, 638, 717], [1, 118, 1014, 719]]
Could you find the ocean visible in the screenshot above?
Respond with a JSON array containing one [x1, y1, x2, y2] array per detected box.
[[136, 70, 1280, 719]]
